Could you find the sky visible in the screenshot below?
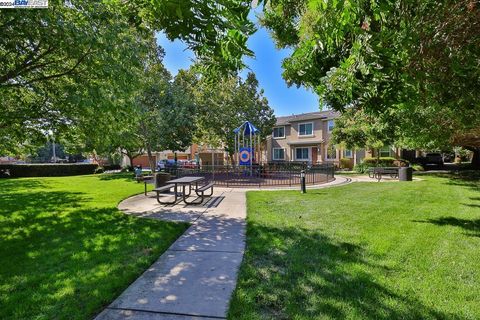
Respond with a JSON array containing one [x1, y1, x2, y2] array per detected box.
[[156, 17, 320, 117]]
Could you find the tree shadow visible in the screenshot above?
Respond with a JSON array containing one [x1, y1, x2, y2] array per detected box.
[[413, 217, 480, 237], [432, 171, 480, 191], [0, 188, 188, 319], [98, 173, 135, 182], [229, 223, 458, 320], [0, 178, 47, 191]]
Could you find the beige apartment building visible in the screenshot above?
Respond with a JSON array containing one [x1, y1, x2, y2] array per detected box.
[[265, 110, 368, 167]]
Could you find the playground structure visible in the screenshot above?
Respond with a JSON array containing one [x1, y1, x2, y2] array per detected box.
[[233, 121, 261, 174]]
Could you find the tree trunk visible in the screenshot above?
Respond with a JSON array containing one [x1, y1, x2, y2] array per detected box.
[[466, 146, 480, 169], [126, 154, 134, 171], [145, 145, 156, 174]]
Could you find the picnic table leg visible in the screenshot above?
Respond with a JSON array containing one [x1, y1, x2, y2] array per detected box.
[[183, 183, 204, 205]]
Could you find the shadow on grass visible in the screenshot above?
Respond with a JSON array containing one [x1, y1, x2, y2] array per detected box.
[[229, 223, 457, 320], [0, 189, 188, 319], [414, 217, 480, 237], [432, 171, 480, 191], [0, 178, 47, 191], [98, 173, 136, 182]]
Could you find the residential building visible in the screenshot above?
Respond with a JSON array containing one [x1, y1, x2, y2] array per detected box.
[[266, 110, 385, 167]]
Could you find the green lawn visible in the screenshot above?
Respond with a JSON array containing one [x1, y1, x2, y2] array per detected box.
[[229, 174, 480, 319], [0, 174, 188, 320]]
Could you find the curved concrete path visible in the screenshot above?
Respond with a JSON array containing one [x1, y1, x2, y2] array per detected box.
[[96, 176, 351, 320]]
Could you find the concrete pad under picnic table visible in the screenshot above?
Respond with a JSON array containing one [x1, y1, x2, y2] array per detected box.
[[107, 250, 243, 318]]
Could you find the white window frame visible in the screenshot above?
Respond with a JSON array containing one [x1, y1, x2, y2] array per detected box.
[[344, 149, 353, 158], [298, 122, 314, 137], [379, 147, 391, 157], [272, 126, 285, 139], [295, 147, 310, 161], [272, 148, 285, 160], [326, 145, 337, 160], [327, 119, 335, 132]]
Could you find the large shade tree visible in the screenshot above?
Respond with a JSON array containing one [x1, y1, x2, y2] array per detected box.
[[0, 0, 256, 154], [260, 0, 480, 167], [187, 70, 276, 162]]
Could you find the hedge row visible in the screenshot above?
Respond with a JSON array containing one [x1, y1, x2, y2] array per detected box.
[[354, 157, 409, 173], [0, 163, 99, 178]]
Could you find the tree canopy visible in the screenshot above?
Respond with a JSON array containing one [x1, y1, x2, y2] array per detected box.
[[186, 70, 276, 159], [261, 0, 480, 164], [0, 0, 257, 155]]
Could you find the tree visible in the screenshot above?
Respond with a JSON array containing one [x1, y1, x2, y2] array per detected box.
[[1, 0, 258, 155], [131, 57, 196, 172], [191, 71, 276, 162], [331, 108, 398, 163], [0, 0, 153, 154], [112, 0, 256, 71], [261, 0, 480, 167]]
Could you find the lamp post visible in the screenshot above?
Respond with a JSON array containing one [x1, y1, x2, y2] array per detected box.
[[48, 130, 56, 163], [300, 170, 306, 193]]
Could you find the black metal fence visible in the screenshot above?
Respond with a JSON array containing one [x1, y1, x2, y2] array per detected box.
[[164, 163, 335, 188]]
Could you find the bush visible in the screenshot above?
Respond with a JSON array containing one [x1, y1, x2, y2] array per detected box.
[[339, 158, 352, 169], [354, 157, 409, 173], [354, 163, 368, 173], [412, 164, 425, 171], [362, 157, 409, 167], [0, 163, 99, 178], [102, 164, 121, 171], [94, 167, 105, 174]]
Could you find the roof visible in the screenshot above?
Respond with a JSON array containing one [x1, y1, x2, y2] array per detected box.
[[275, 110, 339, 126], [233, 121, 260, 135]]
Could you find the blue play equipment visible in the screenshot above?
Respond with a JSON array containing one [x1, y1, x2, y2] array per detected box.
[[233, 121, 261, 174]]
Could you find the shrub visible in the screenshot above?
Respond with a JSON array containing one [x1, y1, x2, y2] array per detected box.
[[102, 164, 121, 171], [94, 167, 105, 174], [362, 157, 409, 167], [354, 163, 368, 173], [412, 164, 425, 171], [0, 163, 99, 178], [339, 158, 352, 169]]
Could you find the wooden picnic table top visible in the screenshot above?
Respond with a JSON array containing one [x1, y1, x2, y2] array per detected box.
[[168, 176, 205, 184]]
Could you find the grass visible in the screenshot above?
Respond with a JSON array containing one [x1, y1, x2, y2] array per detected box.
[[229, 173, 480, 319], [0, 174, 188, 320]]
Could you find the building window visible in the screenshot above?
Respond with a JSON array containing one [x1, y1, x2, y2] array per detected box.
[[379, 147, 391, 157], [344, 149, 353, 158], [298, 123, 313, 136], [273, 148, 285, 160], [326, 145, 337, 160], [295, 147, 309, 160], [328, 119, 335, 132], [272, 126, 285, 139]]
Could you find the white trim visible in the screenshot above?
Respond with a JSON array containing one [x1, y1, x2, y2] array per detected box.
[[272, 126, 286, 139], [379, 146, 392, 157], [298, 122, 314, 137], [344, 149, 353, 158], [272, 148, 285, 160], [294, 147, 310, 160]]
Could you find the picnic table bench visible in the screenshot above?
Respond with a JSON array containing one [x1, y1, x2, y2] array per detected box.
[[154, 176, 214, 205], [368, 167, 399, 181]]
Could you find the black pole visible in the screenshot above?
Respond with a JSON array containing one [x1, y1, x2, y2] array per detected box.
[[301, 170, 306, 193]]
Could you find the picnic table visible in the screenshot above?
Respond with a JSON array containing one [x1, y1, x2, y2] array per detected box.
[[154, 176, 214, 205], [368, 167, 399, 181]]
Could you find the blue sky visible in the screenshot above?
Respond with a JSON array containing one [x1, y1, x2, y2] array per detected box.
[[156, 18, 320, 116]]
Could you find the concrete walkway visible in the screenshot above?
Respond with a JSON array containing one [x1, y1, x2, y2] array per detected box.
[[96, 176, 350, 320]]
